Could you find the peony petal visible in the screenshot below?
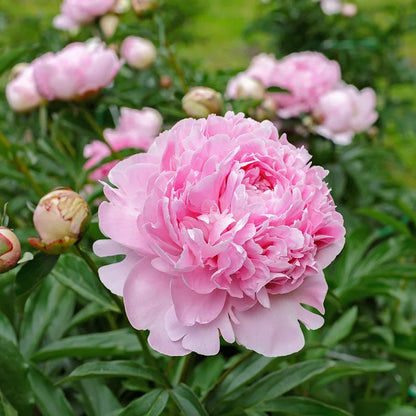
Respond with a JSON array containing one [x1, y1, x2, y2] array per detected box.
[[171, 278, 227, 325], [233, 271, 327, 356]]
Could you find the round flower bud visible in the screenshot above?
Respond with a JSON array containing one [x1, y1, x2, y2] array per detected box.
[[111, 0, 131, 14], [0, 227, 21, 273], [28, 188, 91, 254], [341, 3, 357, 17], [99, 14, 119, 38], [132, 0, 158, 15], [182, 87, 223, 118], [121, 36, 157, 70]]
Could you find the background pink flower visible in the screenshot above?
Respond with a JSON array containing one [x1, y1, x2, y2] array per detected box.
[[6, 64, 43, 112], [271, 52, 341, 118], [95, 112, 345, 357], [314, 85, 378, 145], [33, 41, 121, 101], [84, 107, 162, 181], [53, 0, 115, 30]]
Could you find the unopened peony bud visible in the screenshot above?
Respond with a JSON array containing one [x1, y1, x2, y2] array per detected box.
[[28, 188, 91, 254], [182, 87, 223, 118], [111, 0, 131, 13], [0, 228, 21, 273], [121, 36, 157, 70], [99, 14, 119, 38], [235, 75, 266, 100], [132, 0, 158, 15], [341, 3, 357, 17], [159, 75, 172, 89]]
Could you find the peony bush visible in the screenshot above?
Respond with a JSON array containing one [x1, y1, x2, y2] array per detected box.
[[0, 0, 415, 415]]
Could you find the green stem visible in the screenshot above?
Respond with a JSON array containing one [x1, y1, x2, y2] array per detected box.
[[0, 130, 45, 198], [80, 108, 123, 159], [164, 39, 189, 93], [201, 350, 254, 403], [173, 353, 195, 385], [135, 330, 172, 388]]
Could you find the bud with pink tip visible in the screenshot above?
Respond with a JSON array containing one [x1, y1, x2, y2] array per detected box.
[[121, 36, 157, 70], [28, 188, 91, 254], [341, 3, 357, 17], [182, 87, 223, 118], [226, 74, 266, 101], [132, 0, 158, 15], [0, 228, 21, 273], [6, 63, 43, 113]]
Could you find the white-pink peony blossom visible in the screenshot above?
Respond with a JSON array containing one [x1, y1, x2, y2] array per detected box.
[[314, 85, 378, 145], [271, 52, 341, 119], [84, 107, 162, 181], [33, 41, 121, 101], [6, 64, 43, 112], [53, 0, 115, 31], [94, 112, 345, 357]]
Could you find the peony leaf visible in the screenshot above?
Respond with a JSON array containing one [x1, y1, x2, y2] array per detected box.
[[15, 252, 60, 301], [171, 384, 209, 416], [0, 310, 16, 345], [110, 389, 169, 416], [52, 254, 119, 312], [76, 379, 121, 416], [256, 396, 352, 415], [31, 329, 141, 362], [322, 306, 358, 348], [28, 365, 74, 416], [205, 353, 272, 408], [19, 275, 75, 357], [58, 360, 167, 387], [220, 359, 334, 411], [0, 335, 33, 416]]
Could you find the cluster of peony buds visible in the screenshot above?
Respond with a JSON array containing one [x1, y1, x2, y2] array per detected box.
[[28, 188, 91, 255], [0, 227, 21, 273], [182, 87, 223, 118]]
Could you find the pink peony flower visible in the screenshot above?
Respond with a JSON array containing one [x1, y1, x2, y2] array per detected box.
[[53, 0, 115, 31], [271, 52, 341, 119], [314, 85, 378, 145], [94, 112, 345, 357], [84, 107, 162, 181], [6, 64, 43, 112], [33, 41, 121, 102], [121, 36, 157, 70]]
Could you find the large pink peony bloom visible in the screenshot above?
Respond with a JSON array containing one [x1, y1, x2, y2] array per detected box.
[[271, 52, 341, 119], [94, 112, 345, 357], [84, 107, 162, 181], [314, 85, 378, 145], [53, 0, 115, 31], [6, 64, 43, 112], [33, 41, 121, 102]]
